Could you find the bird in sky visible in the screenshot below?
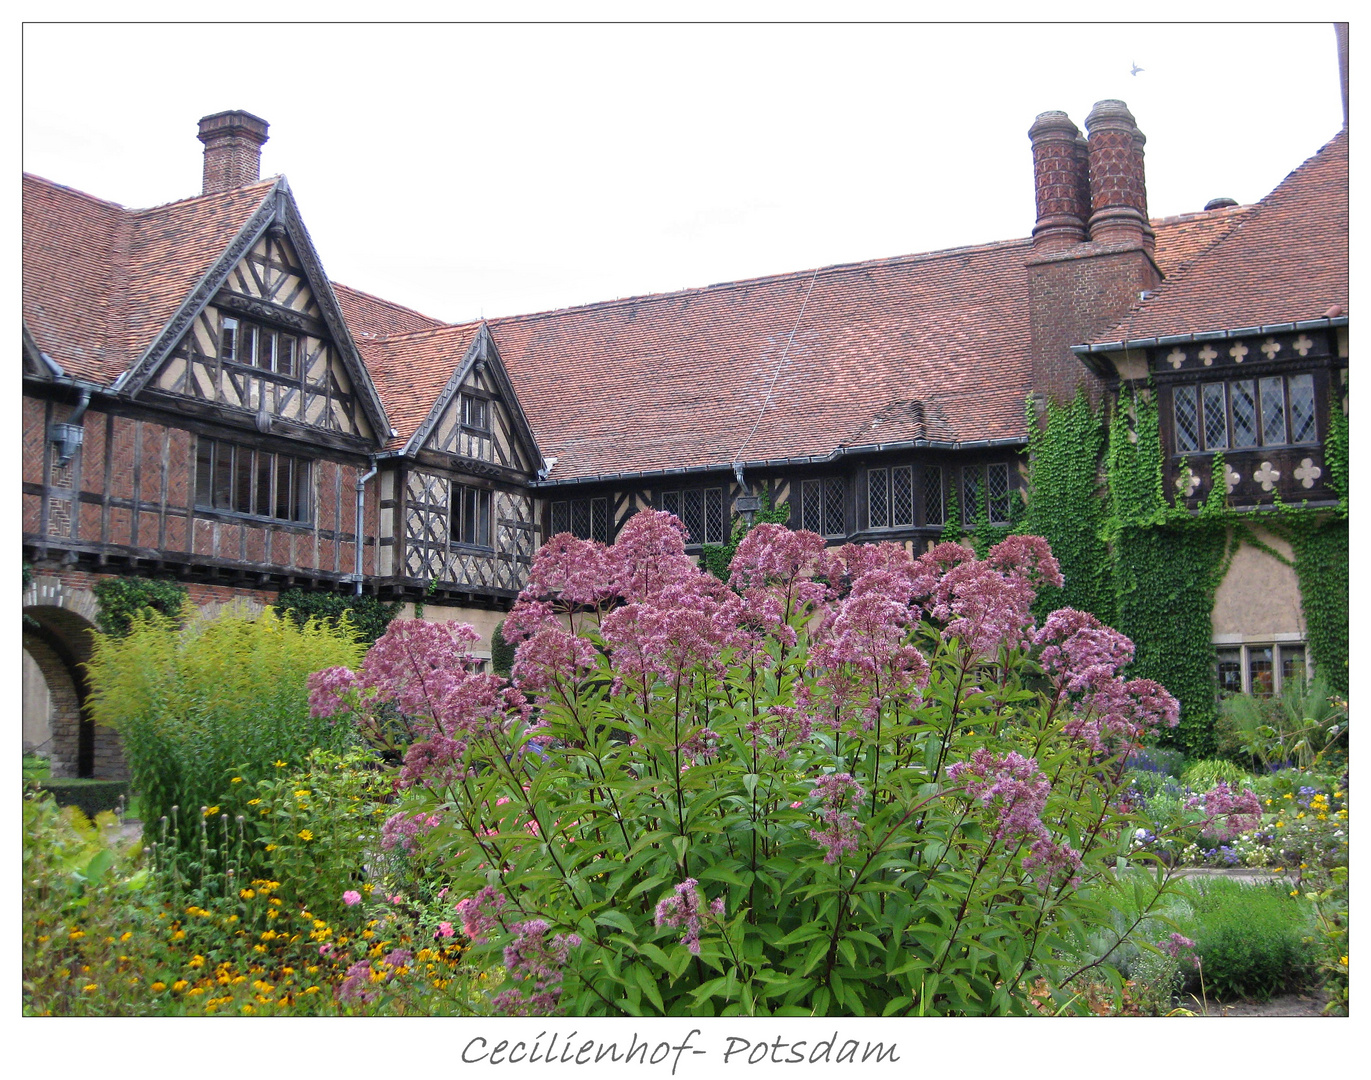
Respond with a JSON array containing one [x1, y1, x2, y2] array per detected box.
[[1130, 61, 1144, 76]]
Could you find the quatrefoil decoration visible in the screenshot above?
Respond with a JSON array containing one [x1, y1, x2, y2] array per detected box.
[[1294, 458, 1322, 489], [1224, 466, 1241, 494], [1166, 347, 1186, 370], [1229, 342, 1249, 363], [1198, 345, 1218, 366], [1253, 461, 1281, 491], [1292, 334, 1314, 357], [1260, 338, 1282, 360]]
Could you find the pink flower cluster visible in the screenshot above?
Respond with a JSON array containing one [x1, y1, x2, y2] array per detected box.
[[380, 809, 442, 853], [654, 878, 726, 954], [808, 772, 866, 863], [491, 919, 583, 1016], [947, 748, 1080, 883], [1185, 781, 1263, 842], [307, 618, 534, 789], [455, 885, 507, 944], [1158, 932, 1201, 969], [1033, 609, 1179, 752]]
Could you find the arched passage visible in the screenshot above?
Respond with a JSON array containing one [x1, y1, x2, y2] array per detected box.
[[21, 594, 127, 781]]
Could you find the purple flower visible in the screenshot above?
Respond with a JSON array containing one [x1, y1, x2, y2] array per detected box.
[[1158, 932, 1201, 969], [655, 878, 726, 954], [807, 773, 866, 863], [342, 889, 362, 907], [491, 919, 582, 1016]]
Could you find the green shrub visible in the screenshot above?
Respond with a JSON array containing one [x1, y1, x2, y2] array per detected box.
[[276, 588, 402, 645], [92, 576, 188, 637], [35, 778, 130, 819], [490, 619, 515, 678], [1183, 878, 1316, 1000], [1218, 675, 1347, 771], [1180, 758, 1250, 790], [84, 604, 365, 848]]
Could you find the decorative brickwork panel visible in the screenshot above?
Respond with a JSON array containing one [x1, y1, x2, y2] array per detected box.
[[245, 526, 266, 564], [108, 506, 132, 546], [22, 398, 47, 485], [138, 511, 160, 547], [24, 494, 41, 534], [165, 514, 187, 552], [109, 417, 138, 500]]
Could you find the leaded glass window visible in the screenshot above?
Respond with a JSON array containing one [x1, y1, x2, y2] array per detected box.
[[823, 477, 846, 537], [962, 467, 982, 525], [1288, 374, 1316, 442], [868, 469, 889, 529], [1260, 377, 1286, 445], [987, 463, 1011, 524], [660, 487, 725, 543], [891, 466, 913, 526], [1202, 383, 1228, 449], [923, 466, 944, 525], [1231, 380, 1258, 448], [1174, 385, 1200, 452]]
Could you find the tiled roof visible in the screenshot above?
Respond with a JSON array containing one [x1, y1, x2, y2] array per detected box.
[[334, 282, 447, 340], [487, 241, 1038, 482], [1092, 131, 1348, 344], [482, 203, 1251, 484], [358, 323, 480, 450], [22, 174, 275, 384]]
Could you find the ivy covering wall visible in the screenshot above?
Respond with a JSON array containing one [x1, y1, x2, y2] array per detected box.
[[1024, 382, 1348, 758]]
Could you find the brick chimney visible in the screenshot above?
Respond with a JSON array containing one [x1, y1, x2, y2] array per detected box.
[[197, 110, 269, 195], [1025, 99, 1162, 407], [1084, 100, 1151, 249], [1028, 111, 1089, 251]]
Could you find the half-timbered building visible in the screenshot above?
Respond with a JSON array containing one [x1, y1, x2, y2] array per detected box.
[[23, 92, 1348, 777]]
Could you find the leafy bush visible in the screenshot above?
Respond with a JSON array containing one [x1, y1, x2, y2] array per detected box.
[[1218, 674, 1347, 771], [311, 513, 1260, 1017], [92, 576, 188, 637], [276, 588, 402, 646], [1181, 878, 1316, 1000], [85, 605, 365, 847], [1180, 758, 1250, 790], [22, 793, 151, 1015]]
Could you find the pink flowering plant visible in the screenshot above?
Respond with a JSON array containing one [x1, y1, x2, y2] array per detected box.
[[311, 510, 1238, 1016]]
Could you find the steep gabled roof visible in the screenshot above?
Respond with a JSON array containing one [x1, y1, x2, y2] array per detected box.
[[22, 173, 276, 383], [360, 323, 481, 451], [1090, 131, 1348, 345]]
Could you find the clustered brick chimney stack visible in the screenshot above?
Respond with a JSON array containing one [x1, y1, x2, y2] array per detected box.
[[1024, 99, 1162, 408], [197, 110, 270, 195], [1030, 99, 1153, 253]]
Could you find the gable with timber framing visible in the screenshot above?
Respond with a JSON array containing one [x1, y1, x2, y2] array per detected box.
[[410, 324, 542, 479], [128, 182, 390, 449]]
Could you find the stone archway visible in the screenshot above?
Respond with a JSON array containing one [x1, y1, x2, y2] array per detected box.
[[21, 575, 126, 780]]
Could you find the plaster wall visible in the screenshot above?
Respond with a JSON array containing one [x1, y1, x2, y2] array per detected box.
[[1211, 527, 1306, 642]]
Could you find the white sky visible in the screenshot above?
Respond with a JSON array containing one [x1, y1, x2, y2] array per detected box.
[[22, 16, 1347, 327]]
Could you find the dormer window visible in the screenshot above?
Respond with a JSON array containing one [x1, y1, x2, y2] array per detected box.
[[221, 316, 298, 377]]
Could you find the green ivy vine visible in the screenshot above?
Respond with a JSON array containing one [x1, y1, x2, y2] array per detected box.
[[1025, 378, 1348, 758], [276, 587, 403, 645], [92, 576, 188, 637]]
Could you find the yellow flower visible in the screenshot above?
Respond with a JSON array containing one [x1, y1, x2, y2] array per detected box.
[[204, 806, 220, 816], [68, 930, 85, 940], [82, 984, 97, 993], [120, 931, 132, 942], [265, 844, 277, 852], [189, 955, 205, 968], [362, 883, 374, 894], [274, 760, 288, 768], [239, 888, 256, 900], [172, 980, 189, 992], [151, 982, 167, 992], [294, 789, 311, 798], [231, 777, 243, 784], [188, 986, 205, 996], [241, 1004, 255, 1014], [1290, 890, 1299, 897], [247, 798, 262, 806], [298, 829, 314, 841]]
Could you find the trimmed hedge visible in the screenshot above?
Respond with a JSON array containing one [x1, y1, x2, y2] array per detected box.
[[35, 779, 131, 820]]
